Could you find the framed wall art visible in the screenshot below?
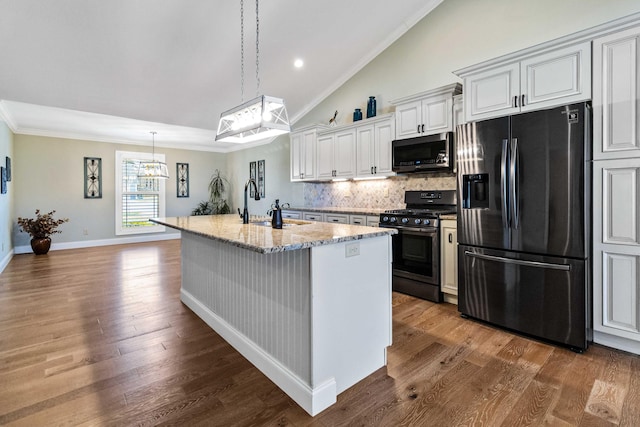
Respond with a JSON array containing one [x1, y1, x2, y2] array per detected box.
[[84, 157, 102, 199], [5, 156, 11, 181], [257, 159, 265, 198], [249, 161, 257, 198], [1, 166, 6, 194], [177, 163, 189, 197]]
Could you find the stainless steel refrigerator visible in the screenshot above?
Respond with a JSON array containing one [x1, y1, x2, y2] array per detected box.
[[456, 102, 591, 352]]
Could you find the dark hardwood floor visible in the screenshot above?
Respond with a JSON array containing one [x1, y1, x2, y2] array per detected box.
[[1, 240, 639, 426]]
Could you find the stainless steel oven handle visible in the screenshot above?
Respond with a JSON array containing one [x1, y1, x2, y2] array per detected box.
[[464, 251, 570, 271], [510, 138, 519, 229]]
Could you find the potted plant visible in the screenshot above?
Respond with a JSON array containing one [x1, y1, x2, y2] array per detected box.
[[192, 169, 231, 215], [17, 209, 69, 255]]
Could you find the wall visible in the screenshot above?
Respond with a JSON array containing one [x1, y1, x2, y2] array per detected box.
[[234, 0, 639, 210], [13, 134, 226, 248], [0, 120, 13, 270]]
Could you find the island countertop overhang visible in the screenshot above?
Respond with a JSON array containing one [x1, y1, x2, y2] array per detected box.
[[151, 214, 397, 254]]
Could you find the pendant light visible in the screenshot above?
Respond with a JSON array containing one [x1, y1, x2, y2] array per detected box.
[[215, 0, 290, 144], [137, 131, 169, 179]]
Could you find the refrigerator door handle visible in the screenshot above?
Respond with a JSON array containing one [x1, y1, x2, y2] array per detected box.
[[464, 251, 571, 271], [501, 139, 510, 228], [510, 138, 519, 229]]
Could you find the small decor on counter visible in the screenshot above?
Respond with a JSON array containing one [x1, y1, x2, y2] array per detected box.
[[270, 199, 284, 229], [366, 96, 377, 118], [353, 108, 363, 122], [17, 209, 69, 255], [329, 110, 338, 127]]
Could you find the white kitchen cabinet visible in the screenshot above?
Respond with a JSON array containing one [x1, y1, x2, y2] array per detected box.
[[304, 212, 324, 222], [458, 41, 591, 123], [355, 114, 395, 178], [349, 215, 366, 225], [593, 25, 640, 160], [281, 210, 302, 220], [366, 216, 380, 227], [593, 159, 640, 354], [440, 219, 458, 301], [325, 214, 349, 224], [391, 83, 462, 140], [317, 128, 356, 180], [291, 126, 324, 181]]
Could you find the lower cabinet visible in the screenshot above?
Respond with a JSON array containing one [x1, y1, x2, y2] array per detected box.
[[325, 214, 349, 224], [440, 219, 458, 302], [593, 159, 640, 354], [303, 212, 324, 222], [281, 210, 301, 220]]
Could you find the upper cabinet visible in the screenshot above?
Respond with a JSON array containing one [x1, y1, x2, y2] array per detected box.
[[317, 128, 357, 180], [457, 41, 591, 123], [291, 125, 326, 181], [593, 26, 640, 160], [355, 114, 395, 178], [391, 83, 462, 140]]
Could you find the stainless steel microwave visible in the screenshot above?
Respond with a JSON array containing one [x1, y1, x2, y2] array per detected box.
[[392, 132, 454, 173]]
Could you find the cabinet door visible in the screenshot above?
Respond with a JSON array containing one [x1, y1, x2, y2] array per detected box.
[[350, 215, 366, 225], [464, 62, 520, 122], [290, 132, 303, 180], [300, 130, 317, 180], [395, 99, 422, 140], [325, 214, 349, 224], [316, 134, 335, 180], [374, 119, 395, 175], [594, 27, 640, 160], [422, 96, 452, 135], [356, 125, 375, 177], [453, 94, 465, 128], [333, 129, 356, 178], [304, 212, 324, 222], [440, 220, 458, 296], [593, 159, 640, 343], [520, 41, 591, 113]]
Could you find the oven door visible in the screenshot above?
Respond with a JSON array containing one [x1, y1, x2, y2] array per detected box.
[[391, 226, 439, 285]]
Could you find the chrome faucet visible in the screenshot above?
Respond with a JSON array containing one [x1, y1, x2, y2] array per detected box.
[[239, 178, 261, 224]]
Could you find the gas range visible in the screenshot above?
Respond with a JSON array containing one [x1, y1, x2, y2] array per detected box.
[[379, 190, 457, 229]]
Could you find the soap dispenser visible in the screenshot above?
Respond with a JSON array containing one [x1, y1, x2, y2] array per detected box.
[[271, 199, 283, 229]]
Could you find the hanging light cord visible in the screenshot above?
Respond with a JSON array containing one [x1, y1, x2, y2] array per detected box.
[[240, 0, 245, 103], [150, 131, 156, 161], [255, 0, 260, 96]]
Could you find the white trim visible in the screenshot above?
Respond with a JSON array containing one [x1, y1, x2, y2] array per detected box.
[[13, 232, 180, 255], [0, 249, 14, 274], [594, 330, 640, 355], [181, 288, 337, 417]]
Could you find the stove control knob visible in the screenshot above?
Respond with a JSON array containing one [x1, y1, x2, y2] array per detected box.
[[401, 217, 409, 224], [390, 217, 397, 223], [423, 219, 430, 226], [414, 218, 422, 225], [382, 216, 389, 223]]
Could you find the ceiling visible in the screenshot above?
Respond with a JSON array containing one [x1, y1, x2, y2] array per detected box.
[[0, 0, 442, 152]]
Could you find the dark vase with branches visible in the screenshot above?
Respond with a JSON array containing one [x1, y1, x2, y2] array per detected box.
[[192, 169, 231, 215], [17, 209, 69, 255]]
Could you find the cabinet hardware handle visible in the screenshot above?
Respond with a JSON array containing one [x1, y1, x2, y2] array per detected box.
[[374, 166, 377, 174], [421, 124, 425, 133], [521, 94, 525, 106], [371, 166, 374, 174], [417, 125, 420, 133], [449, 233, 453, 243], [514, 95, 518, 108]]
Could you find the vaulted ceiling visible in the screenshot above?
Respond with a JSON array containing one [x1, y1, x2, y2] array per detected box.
[[0, 0, 443, 152]]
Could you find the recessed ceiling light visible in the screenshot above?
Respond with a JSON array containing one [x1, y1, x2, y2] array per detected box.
[[294, 59, 304, 68]]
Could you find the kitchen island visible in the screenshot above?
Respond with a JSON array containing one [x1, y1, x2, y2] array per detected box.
[[151, 214, 396, 416]]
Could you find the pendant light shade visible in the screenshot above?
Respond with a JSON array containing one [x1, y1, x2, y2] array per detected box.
[[137, 131, 169, 179], [215, 0, 290, 144], [215, 95, 290, 143]]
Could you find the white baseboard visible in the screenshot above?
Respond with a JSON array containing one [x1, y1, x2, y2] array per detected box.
[[0, 249, 14, 274], [593, 331, 640, 355], [13, 232, 181, 255], [181, 288, 337, 416]]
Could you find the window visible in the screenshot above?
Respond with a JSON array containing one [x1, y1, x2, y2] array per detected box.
[[115, 151, 166, 235]]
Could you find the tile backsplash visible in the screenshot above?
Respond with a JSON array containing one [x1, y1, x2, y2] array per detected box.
[[303, 174, 456, 209]]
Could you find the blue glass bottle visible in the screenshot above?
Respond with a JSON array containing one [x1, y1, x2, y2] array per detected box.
[[353, 108, 362, 122], [366, 96, 377, 118]]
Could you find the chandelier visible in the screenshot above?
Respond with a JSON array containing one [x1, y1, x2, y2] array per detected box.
[[215, 0, 290, 143], [137, 131, 169, 179]]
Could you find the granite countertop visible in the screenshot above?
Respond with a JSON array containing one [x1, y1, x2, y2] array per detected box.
[[151, 214, 396, 254], [285, 206, 394, 216]]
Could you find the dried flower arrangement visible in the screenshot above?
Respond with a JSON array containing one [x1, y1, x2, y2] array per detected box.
[[17, 209, 69, 239]]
